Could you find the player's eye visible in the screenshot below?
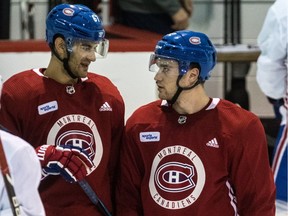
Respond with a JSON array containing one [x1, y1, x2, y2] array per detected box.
[[157, 63, 172, 73], [161, 66, 170, 73], [81, 45, 92, 52], [79, 42, 98, 53]]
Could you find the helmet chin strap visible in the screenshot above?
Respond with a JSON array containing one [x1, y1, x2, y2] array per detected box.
[[63, 55, 78, 79], [167, 75, 202, 105], [51, 45, 78, 80]]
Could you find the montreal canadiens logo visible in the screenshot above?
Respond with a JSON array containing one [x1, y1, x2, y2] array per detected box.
[[155, 162, 195, 192], [63, 8, 74, 16], [46, 114, 103, 174], [189, 37, 201, 45], [149, 145, 206, 210], [56, 130, 96, 159]]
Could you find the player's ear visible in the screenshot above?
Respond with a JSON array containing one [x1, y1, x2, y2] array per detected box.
[[186, 67, 200, 83], [179, 67, 199, 88], [54, 37, 66, 58]]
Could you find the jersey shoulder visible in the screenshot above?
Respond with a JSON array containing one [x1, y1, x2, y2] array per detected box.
[[217, 99, 258, 117], [86, 72, 123, 100], [5, 69, 43, 85], [87, 72, 117, 89], [3, 69, 45, 99], [126, 100, 164, 126], [216, 99, 262, 129]]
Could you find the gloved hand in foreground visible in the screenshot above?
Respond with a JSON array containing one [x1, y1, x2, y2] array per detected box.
[[36, 144, 94, 183]]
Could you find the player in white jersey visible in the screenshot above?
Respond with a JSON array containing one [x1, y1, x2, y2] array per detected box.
[[0, 129, 46, 216], [256, 0, 288, 215], [0, 75, 45, 216]]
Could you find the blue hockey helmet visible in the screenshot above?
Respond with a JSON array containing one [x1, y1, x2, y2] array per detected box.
[[149, 30, 216, 81], [46, 4, 108, 56]]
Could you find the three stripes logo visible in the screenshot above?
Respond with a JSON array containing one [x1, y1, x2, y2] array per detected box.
[[206, 138, 219, 148], [99, 102, 112, 111]]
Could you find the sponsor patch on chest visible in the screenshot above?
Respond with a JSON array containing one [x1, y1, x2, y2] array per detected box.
[[38, 100, 58, 115], [139, 132, 160, 142]]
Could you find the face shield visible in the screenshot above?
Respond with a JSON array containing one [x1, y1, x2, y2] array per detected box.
[[149, 54, 179, 74], [67, 38, 109, 58], [94, 39, 109, 58]]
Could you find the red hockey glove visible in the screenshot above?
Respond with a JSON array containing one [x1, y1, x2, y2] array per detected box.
[[36, 144, 94, 183]]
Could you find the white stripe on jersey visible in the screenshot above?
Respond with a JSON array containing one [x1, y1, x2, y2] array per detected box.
[[226, 181, 239, 216]]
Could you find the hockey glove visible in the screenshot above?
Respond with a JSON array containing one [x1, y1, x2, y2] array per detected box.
[[36, 144, 94, 183]]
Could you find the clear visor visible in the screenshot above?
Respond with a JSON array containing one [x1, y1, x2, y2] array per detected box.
[[69, 38, 109, 58], [149, 54, 179, 72], [95, 39, 109, 58]]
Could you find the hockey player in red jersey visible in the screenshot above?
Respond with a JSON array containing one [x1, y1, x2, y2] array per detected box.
[[116, 30, 276, 215], [0, 4, 124, 216]]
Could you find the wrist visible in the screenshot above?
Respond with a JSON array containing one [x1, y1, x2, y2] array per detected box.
[[267, 97, 284, 106], [36, 144, 54, 166]]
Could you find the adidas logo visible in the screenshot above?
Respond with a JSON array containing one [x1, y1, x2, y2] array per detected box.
[[99, 102, 112, 111], [206, 138, 219, 148]]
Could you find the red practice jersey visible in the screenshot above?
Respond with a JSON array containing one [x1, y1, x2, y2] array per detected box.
[[0, 69, 125, 216], [116, 98, 275, 216]]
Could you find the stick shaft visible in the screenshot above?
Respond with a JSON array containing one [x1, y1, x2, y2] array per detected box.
[[78, 179, 112, 216]]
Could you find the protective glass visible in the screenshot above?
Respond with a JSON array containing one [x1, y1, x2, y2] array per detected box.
[[69, 38, 109, 58], [149, 54, 179, 74], [94, 39, 109, 58]]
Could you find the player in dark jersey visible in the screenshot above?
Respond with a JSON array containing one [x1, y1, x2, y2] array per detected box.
[[116, 30, 275, 215], [0, 4, 124, 216]]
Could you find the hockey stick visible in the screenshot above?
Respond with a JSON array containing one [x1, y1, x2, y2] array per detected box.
[[78, 179, 112, 216], [0, 137, 21, 216]]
